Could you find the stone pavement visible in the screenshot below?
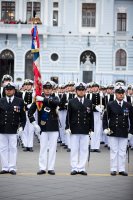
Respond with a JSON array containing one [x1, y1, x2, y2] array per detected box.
[[0, 138, 133, 200]]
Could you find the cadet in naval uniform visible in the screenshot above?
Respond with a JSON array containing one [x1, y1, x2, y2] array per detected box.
[[0, 82, 26, 175], [103, 85, 133, 176], [64, 82, 75, 151], [90, 82, 105, 152], [105, 85, 115, 104], [103, 85, 115, 148], [28, 81, 60, 175], [66, 82, 94, 175], [0, 74, 13, 98], [126, 85, 133, 149], [22, 79, 35, 152], [58, 85, 68, 149]]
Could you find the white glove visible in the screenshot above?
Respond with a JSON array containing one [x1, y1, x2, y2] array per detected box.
[[32, 121, 41, 136], [17, 127, 23, 137], [89, 131, 94, 136], [128, 133, 132, 140], [104, 128, 111, 135], [27, 103, 32, 109], [95, 105, 104, 113], [36, 96, 44, 101], [65, 129, 71, 134]]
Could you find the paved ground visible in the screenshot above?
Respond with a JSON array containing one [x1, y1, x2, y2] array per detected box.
[[0, 138, 133, 200]]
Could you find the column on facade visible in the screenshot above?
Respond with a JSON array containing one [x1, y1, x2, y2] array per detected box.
[[17, 0, 23, 21]]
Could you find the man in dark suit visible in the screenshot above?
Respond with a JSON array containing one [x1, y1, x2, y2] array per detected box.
[[66, 82, 94, 175], [103, 85, 133, 176], [28, 81, 60, 175], [0, 82, 26, 175]]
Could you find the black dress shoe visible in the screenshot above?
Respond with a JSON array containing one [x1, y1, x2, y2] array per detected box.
[[110, 171, 117, 176], [48, 170, 55, 175], [0, 170, 9, 174], [57, 140, 62, 143], [23, 147, 29, 152], [119, 171, 128, 176], [78, 171, 87, 176], [95, 149, 101, 153], [9, 170, 16, 175], [37, 170, 46, 175], [67, 148, 71, 152], [70, 170, 78, 175], [28, 147, 34, 152], [90, 149, 95, 152]]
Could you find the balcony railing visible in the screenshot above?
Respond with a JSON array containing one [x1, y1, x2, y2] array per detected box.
[[0, 23, 66, 35], [0, 23, 48, 35]]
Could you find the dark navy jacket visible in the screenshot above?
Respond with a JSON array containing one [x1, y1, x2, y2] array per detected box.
[[28, 95, 60, 132], [0, 97, 26, 134], [103, 100, 133, 138], [66, 97, 94, 134]]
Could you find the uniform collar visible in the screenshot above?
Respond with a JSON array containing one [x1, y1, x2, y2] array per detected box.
[[116, 99, 124, 107], [6, 95, 14, 103], [77, 96, 84, 104]]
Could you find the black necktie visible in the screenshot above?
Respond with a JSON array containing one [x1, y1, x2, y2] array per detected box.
[[9, 97, 11, 105], [80, 98, 82, 104], [119, 102, 121, 107]]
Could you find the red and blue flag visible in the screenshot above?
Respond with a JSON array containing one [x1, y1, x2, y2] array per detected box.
[[31, 25, 42, 110]]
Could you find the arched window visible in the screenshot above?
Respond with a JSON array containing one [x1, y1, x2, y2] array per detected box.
[[0, 49, 14, 82], [80, 50, 96, 83], [80, 50, 96, 64], [115, 49, 126, 66], [25, 50, 33, 79]]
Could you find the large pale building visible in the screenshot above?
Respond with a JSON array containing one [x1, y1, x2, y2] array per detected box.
[[0, 0, 133, 86]]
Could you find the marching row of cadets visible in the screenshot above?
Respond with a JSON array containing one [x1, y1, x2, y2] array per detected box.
[[0, 74, 133, 176]]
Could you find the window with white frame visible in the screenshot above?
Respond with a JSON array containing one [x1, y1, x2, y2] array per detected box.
[[82, 3, 96, 27], [53, 2, 59, 26], [1, 1, 15, 21], [26, 1, 41, 21], [115, 49, 126, 67], [117, 13, 127, 31]]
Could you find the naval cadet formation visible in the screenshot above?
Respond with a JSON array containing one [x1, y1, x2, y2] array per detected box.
[[0, 74, 133, 176]]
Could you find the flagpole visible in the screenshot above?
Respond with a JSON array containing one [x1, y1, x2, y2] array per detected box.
[[31, 17, 43, 110]]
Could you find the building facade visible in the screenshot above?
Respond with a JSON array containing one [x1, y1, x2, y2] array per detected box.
[[0, 0, 133, 86]]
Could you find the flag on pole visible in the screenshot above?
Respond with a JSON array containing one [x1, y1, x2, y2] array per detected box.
[[31, 25, 42, 110]]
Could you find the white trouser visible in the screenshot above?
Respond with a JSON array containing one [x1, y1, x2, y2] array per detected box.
[[39, 131, 59, 171], [66, 132, 71, 149], [109, 137, 128, 172], [0, 134, 17, 171], [91, 112, 102, 149], [58, 110, 67, 144], [22, 113, 34, 148], [103, 133, 109, 145], [129, 135, 133, 147], [70, 134, 89, 172]]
